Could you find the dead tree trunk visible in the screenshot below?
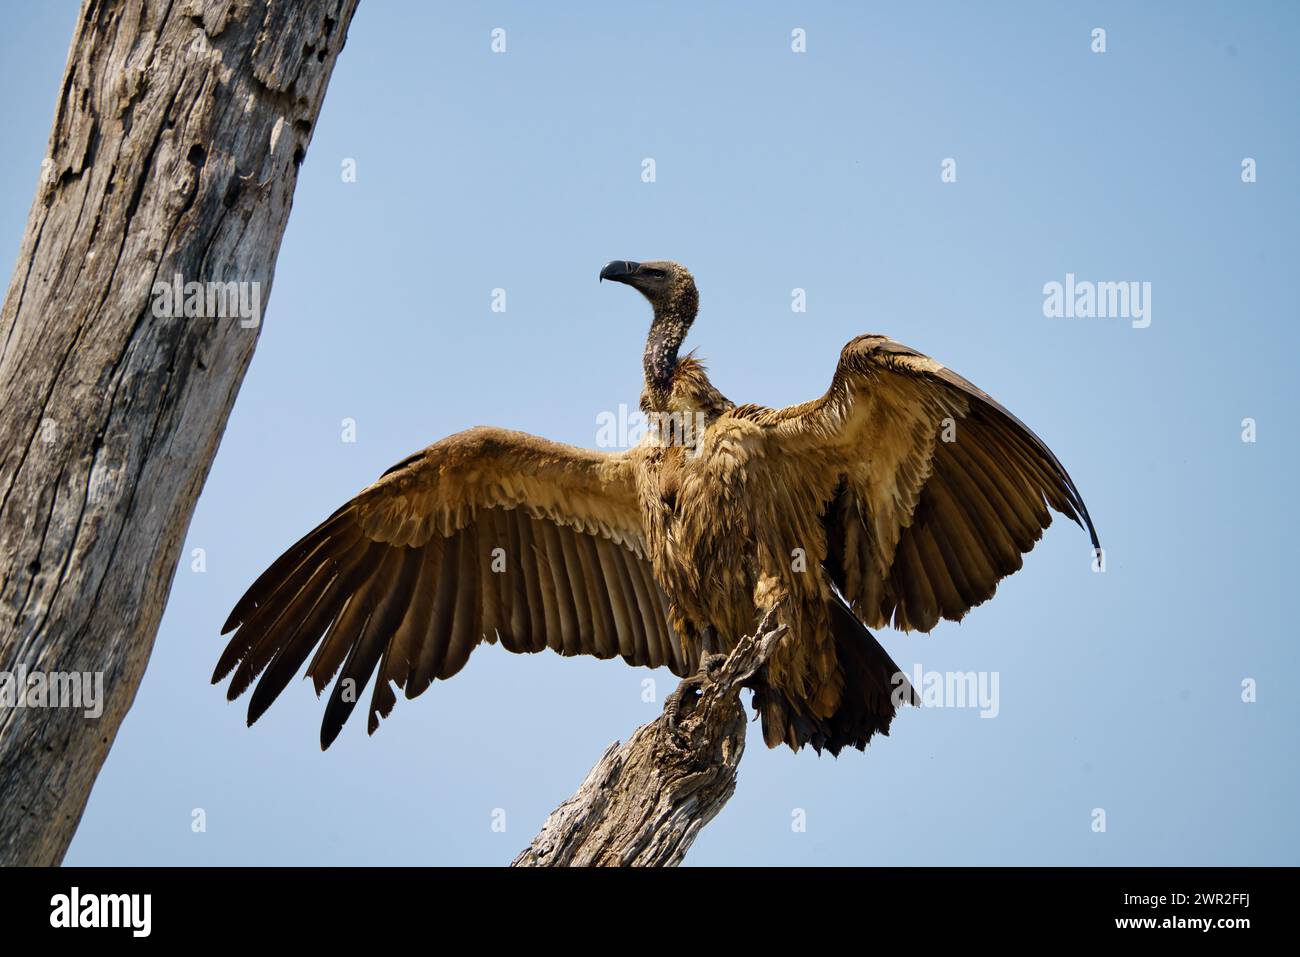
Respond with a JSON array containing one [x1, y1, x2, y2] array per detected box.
[[513, 612, 786, 867], [0, 0, 359, 866]]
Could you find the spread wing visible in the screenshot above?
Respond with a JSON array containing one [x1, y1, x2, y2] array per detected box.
[[743, 334, 1098, 633], [214, 426, 688, 748]]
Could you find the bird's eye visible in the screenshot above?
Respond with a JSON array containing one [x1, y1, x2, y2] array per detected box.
[[646, 269, 667, 279]]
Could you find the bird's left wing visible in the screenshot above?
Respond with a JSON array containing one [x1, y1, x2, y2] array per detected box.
[[214, 426, 688, 748], [735, 334, 1098, 633]]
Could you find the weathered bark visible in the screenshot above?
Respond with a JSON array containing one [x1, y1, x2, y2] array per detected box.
[[513, 611, 786, 867], [0, 0, 359, 865]]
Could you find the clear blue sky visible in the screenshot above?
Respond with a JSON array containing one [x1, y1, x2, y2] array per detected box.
[[2, 1, 1296, 865]]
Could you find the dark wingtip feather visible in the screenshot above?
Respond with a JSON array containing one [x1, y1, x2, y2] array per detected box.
[[218, 504, 355, 637], [219, 605, 247, 636], [1077, 499, 1101, 553], [368, 679, 397, 735], [211, 658, 233, 685], [246, 680, 279, 726], [320, 716, 344, 751], [212, 631, 251, 685], [319, 684, 356, 750], [937, 363, 1101, 556]]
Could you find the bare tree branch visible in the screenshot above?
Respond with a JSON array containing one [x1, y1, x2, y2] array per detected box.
[[0, 0, 360, 866], [513, 610, 787, 867]]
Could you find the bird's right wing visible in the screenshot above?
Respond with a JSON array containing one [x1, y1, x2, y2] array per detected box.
[[214, 426, 689, 748]]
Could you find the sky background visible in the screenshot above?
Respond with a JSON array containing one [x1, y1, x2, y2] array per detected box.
[[1, 1, 1296, 866]]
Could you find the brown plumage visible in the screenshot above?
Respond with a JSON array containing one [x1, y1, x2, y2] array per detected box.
[[215, 260, 1098, 755]]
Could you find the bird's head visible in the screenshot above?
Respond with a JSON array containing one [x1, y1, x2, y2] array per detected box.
[[600, 260, 698, 322]]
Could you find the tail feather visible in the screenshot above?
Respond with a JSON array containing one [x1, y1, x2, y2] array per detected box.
[[755, 596, 917, 755]]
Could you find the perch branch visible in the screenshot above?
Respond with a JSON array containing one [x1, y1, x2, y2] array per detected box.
[[512, 609, 787, 867]]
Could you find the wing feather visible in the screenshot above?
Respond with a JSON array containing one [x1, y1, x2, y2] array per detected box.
[[215, 426, 681, 747], [747, 335, 1098, 633]]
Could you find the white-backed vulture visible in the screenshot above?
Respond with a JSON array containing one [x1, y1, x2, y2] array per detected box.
[[215, 260, 1098, 755]]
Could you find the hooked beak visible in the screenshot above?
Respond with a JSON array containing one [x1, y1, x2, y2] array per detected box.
[[599, 260, 640, 283]]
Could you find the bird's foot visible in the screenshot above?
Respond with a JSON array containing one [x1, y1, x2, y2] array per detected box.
[[699, 652, 728, 678], [664, 653, 728, 731]]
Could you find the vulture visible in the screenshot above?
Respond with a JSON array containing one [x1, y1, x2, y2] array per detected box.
[[215, 260, 1098, 755]]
